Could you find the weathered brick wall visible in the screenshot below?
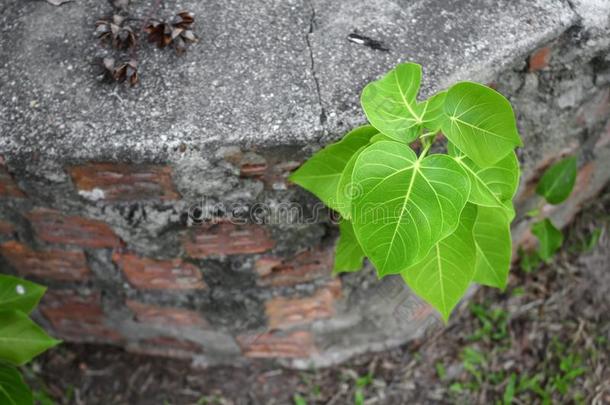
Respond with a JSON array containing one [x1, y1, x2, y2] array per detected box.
[[0, 0, 609, 368]]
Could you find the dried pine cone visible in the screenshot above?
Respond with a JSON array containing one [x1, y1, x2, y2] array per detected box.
[[171, 11, 194, 29], [95, 15, 136, 50], [94, 57, 138, 86], [95, 57, 118, 82], [114, 59, 139, 86], [145, 19, 172, 48], [145, 11, 197, 55]]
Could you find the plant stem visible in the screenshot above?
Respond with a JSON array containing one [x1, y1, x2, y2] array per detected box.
[[419, 130, 437, 159], [420, 140, 433, 159], [533, 197, 547, 221]]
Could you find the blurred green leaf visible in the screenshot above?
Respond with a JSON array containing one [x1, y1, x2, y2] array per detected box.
[[532, 219, 564, 261], [0, 275, 46, 314], [33, 389, 56, 405], [519, 248, 541, 273], [435, 362, 446, 380], [503, 373, 517, 404], [584, 227, 602, 252], [536, 156, 577, 205], [293, 394, 307, 405], [0, 311, 60, 366], [0, 362, 33, 405]]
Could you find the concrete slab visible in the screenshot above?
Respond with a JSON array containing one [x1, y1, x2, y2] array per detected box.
[[0, 0, 576, 160]]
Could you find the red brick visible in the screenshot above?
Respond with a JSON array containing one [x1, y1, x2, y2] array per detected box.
[[127, 336, 204, 360], [229, 150, 301, 189], [236, 152, 267, 178], [237, 330, 317, 358], [0, 220, 15, 236], [68, 163, 180, 201], [265, 280, 341, 330], [184, 223, 275, 258], [126, 300, 208, 327], [40, 290, 122, 342], [255, 257, 284, 277], [255, 246, 333, 287], [528, 46, 551, 72], [113, 251, 206, 290], [0, 163, 25, 198], [27, 208, 121, 248], [240, 162, 268, 178], [0, 241, 89, 282], [264, 160, 302, 190]]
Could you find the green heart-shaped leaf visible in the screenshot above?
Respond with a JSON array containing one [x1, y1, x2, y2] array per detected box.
[[0, 310, 61, 366], [536, 156, 577, 205], [289, 125, 378, 212], [449, 143, 520, 209], [401, 203, 478, 321], [0, 275, 46, 314], [442, 82, 522, 167], [361, 63, 445, 143], [333, 219, 365, 273], [473, 205, 513, 289], [0, 363, 33, 405], [532, 218, 563, 261], [351, 141, 470, 275]]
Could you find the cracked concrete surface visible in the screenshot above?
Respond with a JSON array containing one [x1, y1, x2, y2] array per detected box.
[[0, 0, 586, 162]]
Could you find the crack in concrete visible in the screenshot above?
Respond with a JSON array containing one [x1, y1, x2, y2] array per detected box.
[[305, 0, 327, 129], [564, 0, 582, 24], [563, 0, 600, 30]]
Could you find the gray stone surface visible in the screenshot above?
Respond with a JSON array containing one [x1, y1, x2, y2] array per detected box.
[[0, 0, 576, 160]]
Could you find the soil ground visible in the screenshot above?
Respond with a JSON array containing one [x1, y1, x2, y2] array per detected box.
[[28, 191, 610, 405]]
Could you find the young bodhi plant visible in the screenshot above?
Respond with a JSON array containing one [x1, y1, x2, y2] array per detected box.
[[290, 63, 523, 321]]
